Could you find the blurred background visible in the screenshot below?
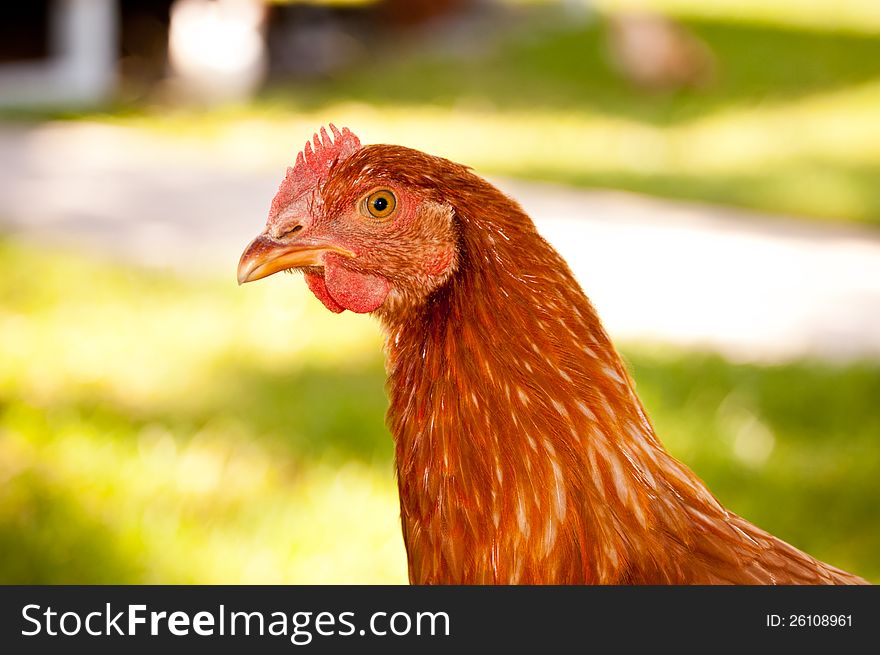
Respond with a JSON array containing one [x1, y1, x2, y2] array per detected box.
[[0, 0, 878, 584]]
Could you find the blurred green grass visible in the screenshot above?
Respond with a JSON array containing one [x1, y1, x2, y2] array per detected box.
[[0, 237, 877, 583], [17, 2, 878, 226]]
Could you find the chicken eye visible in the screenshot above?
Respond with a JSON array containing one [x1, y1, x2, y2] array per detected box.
[[363, 189, 397, 219]]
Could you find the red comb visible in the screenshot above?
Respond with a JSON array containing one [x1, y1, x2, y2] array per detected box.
[[269, 124, 362, 220]]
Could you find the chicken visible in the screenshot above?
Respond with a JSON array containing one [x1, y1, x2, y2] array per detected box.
[[237, 125, 868, 585]]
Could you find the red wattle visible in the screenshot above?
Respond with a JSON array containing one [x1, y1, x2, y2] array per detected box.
[[323, 258, 390, 314], [304, 271, 345, 313]]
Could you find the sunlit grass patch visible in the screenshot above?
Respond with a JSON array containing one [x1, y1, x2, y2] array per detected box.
[[0, 239, 384, 410], [0, 237, 403, 583], [0, 414, 406, 583]]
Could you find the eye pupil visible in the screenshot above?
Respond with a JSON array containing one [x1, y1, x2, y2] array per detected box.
[[364, 190, 396, 218]]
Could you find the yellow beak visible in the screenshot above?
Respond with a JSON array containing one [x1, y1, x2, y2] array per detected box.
[[237, 235, 354, 285]]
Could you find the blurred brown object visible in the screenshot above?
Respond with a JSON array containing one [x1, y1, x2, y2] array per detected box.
[[379, 0, 472, 28], [606, 11, 715, 90], [118, 0, 174, 101]]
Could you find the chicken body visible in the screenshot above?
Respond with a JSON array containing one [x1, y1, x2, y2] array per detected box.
[[238, 126, 867, 585]]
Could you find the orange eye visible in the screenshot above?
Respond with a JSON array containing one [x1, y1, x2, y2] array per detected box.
[[362, 189, 397, 219]]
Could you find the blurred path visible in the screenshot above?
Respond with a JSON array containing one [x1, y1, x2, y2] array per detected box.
[[2, 121, 879, 362]]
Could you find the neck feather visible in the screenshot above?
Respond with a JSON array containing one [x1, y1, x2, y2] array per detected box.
[[381, 187, 722, 583]]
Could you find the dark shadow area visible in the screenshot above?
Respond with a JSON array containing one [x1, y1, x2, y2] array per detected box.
[[0, 471, 147, 583], [0, 357, 393, 468], [205, 356, 393, 465]]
